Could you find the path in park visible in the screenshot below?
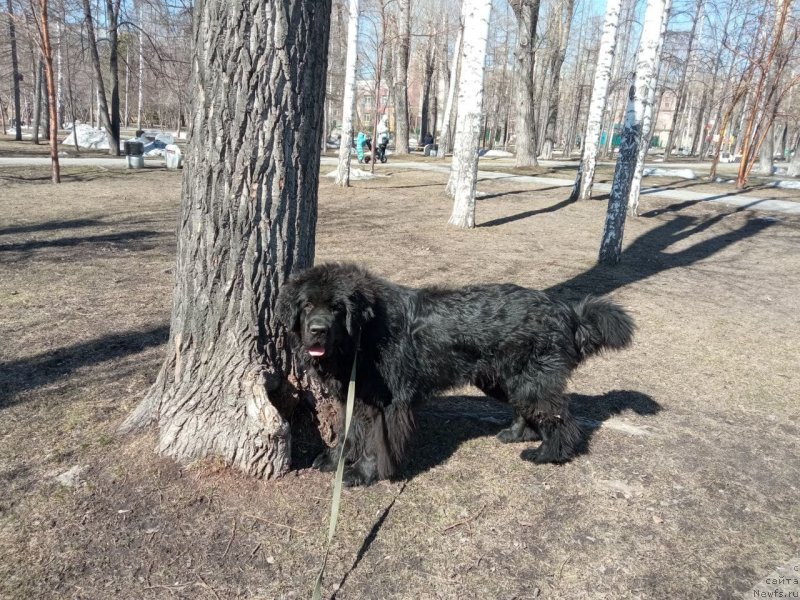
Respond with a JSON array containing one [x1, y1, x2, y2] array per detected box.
[[2, 155, 798, 216]]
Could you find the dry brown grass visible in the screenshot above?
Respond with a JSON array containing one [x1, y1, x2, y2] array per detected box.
[[1, 165, 799, 599]]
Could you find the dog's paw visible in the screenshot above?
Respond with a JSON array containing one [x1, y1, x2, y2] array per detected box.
[[342, 466, 377, 487], [497, 425, 540, 443], [497, 427, 522, 443], [312, 449, 338, 472]]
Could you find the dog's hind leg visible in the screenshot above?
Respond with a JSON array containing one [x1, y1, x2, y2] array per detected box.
[[507, 372, 581, 463]]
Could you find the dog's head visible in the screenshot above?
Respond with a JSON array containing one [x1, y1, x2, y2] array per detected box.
[[277, 263, 376, 361]]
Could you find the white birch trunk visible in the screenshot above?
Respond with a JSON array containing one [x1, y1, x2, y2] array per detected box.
[[437, 24, 463, 159], [335, 0, 359, 187], [571, 0, 621, 202], [628, 0, 672, 215], [447, 0, 492, 229], [599, 0, 669, 265]]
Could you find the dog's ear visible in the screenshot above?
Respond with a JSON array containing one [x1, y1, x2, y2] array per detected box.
[[276, 280, 302, 333], [345, 288, 375, 336]]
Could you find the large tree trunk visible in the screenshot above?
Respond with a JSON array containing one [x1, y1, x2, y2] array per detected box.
[[540, 0, 575, 160], [447, 0, 492, 228], [8, 0, 23, 141], [569, 0, 621, 202], [392, 0, 411, 154], [599, 0, 668, 265], [121, 0, 332, 480], [511, 0, 542, 167], [81, 0, 121, 155], [335, 0, 359, 187], [437, 24, 462, 159]]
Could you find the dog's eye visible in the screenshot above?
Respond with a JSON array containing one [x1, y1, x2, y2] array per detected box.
[[303, 302, 314, 312]]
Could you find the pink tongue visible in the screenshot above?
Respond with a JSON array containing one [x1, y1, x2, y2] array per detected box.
[[308, 346, 326, 357]]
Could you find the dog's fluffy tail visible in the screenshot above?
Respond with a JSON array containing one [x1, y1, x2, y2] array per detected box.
[[571, 296, 635, 359]]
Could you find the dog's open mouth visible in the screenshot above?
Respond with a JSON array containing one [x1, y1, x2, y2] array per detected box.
[[308, 345, 326, 358]]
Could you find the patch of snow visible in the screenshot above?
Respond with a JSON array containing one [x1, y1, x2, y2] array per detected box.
[[55, 465, 86, 487], [775, 180, 800, 190], [643, 167, 696, 179], [63, 124, 112, 150], [480, 149, 513, 158], [323, 167, 384, 180], [714, 177, 736, 184]]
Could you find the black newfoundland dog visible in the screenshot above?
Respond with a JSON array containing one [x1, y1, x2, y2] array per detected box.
[[278, 263, 634, 486]]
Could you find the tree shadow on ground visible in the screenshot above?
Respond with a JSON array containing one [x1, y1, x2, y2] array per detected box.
[[477, 185, 565, 202], [545, 212, 775, 300], [402, 390, 660, 481], [0, 218, 103, 237], [0, 230, 161, 254], [478, 194, 577, 227], [0, 324, 169, 409]]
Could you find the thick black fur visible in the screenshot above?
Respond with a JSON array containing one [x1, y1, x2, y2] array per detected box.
[[277, 263, 635, 486]]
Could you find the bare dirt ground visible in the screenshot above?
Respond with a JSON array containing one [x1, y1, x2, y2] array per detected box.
[[1, 164, 799, 599]]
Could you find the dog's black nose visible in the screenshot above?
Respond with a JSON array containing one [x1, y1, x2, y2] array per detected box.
[[309, 322, 328, 335]]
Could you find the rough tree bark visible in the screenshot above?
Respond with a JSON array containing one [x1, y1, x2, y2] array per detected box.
[[8, 0, 23, 141], [335, 0, 360, 187], [540, 0, 575, 160], [510, 0, 542, 167], [599, 0, 668, 265], [447, 0, 492, 228], [437, 24, 462, 159], [569, 0, 621, 202], [121, 0, 332, 479], [392, 0, 411, 153]]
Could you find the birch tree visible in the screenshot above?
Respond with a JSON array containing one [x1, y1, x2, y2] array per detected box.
[[335, 0, 359, 187], [447, 0, 492, 229], [510, 0, 542, 167], [568, 0, 621, 202], [122, 0, 332, 479], [598, 0, 669, 265], [628, 0, 672, 215]]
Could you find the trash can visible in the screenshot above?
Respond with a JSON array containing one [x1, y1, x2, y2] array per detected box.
[[124, 140, 144, 169], [164, 144, 183, 170]]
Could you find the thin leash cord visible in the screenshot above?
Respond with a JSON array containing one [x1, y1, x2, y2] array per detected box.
[[312, 334, 359, 600]]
